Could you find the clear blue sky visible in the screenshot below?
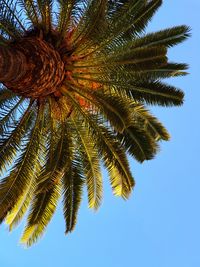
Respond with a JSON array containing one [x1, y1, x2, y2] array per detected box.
[[0, 1, 199, 266]]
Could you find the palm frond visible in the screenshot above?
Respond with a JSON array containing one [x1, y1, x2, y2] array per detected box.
[[57, 0, 83, 39], [92, 91, 132, 133], [72, 118, 103, 210], [72, 0, 107, 50], [97, 125, 135, 198], [0, 97, 23, 136], [0, 0, 26, 38], [0, 87, 18, 110], [125, 80, 184, 106], [104, 0, 144, 42], [62, 155, 84, 233], [69, 72, 184, 107], [76, 0, 162, 56], [121, 0, 162, 39], [20, 113, 73, 245], [36, 0, 53, 33], [20, 182, 61, 247], [117, 125, 158, 162], [130, 25, 191, 49], [18, 0, 40, 26], [79, 74, 184, 106], [35, 114, 72, 194], [0, 100, 34, 175], [5, 104, 47, 230], [0, 102, 44, 222], [130, 103, 170, 141], [122, 63, 189, 80]]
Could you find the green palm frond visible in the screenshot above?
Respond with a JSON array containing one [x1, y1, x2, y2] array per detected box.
[[0, 0, 26, 38], [69, 72, 184, 107], [5, 104, 47, 230], [125, 80, 184, 106], [130, 25, 191, 49], [36, 0, 53, 33], [0, 97, 23, 136], [0, 100, 34, 175], [57, 0, 73, 36], [99, 0, 145, 43], [78, 0, 162, 55], [117, 125, 158, 162], [72, 119, 103, 210], [121, 0, 163, 38], [71, 63, 188, 90], [20, 182, 61, 246], [130, 103, 170, 141], [92, 91, 132, 133], [0, 87, 18, 110], [18, 0, 40, 26], [5, 137, 46, 231], [57, 0, 87, 38], [62, 152, 84, 233], [72, 0, 107, 49], [36, 115, 72, 194], [126, 63, 189, 80], [20, 115, 73, 245], [0, 102, 44, 221], [97, 126, 135, 198], [57, 0, 87, 26]]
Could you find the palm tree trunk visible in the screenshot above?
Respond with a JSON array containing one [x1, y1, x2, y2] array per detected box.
[[0, 38, 65, 98], [0, 45, 29, 84]]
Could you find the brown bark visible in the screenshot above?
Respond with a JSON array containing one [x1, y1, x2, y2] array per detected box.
[[0, 37, 65, 98], [0, 45, 29, 84]]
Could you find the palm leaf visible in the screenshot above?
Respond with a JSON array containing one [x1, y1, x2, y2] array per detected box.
[[125, 80, 184, 106], [122, 63, 189, 80], [0, 97, 23, 136], [20, 182, 61, 247], [36, 0, 53, 33], [72, 118, 103, 210], [117, 125, 158, 162], [5, 104, 47, 230], [0, 87, 16, 103], [130, 103, 170, 141], [130, 25, 191, 49], [57, 0, 79, 38], [121, 0, 162, 38], [0, 102, 44, 222], [0, 0, 26, 38], [72, 0, 107, 50], [18, 0, 40, 26], [62, 155, 84, 233], [20, 114, 73, 245], [0, 100, 34, 175]]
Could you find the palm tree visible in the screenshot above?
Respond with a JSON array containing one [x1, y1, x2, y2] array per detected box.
[[0, 0, 189, 246]]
